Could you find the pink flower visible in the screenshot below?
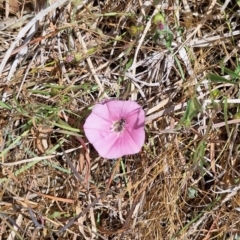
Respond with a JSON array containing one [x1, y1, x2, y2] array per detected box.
[[83, 100, 145, 159]]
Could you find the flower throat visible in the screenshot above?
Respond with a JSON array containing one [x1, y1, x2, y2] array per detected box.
[[112, 118, 126, 132]]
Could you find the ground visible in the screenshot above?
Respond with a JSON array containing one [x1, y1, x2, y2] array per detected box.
[[0, 0, 240, 239]]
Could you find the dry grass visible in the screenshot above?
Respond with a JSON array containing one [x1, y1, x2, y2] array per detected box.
[[1, 0, 240, 239]]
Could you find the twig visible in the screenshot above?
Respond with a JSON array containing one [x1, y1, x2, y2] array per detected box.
[[75, 30, 106, 96], [129, 6, 160, 100], [0, 0, 70, 76]]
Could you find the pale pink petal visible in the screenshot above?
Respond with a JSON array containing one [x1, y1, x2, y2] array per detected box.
[[125, 108, 145, 129], [105, 100, 125, 121], [119, 133, 139, 155], [83, 128, 112, 145], [122, 101, 143, 118], [84, 112, 111, 130], [91, 102, 112, 123], [92, 132, 123, 158], [124, 127, 145, 151], [84, 106, 112, 143], [93, 131, 143, 159]]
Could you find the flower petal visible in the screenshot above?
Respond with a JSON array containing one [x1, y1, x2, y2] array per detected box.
[[123, 127, 145, 152], [84, 112, 111, 130], [105, 100, 125, 121], [83, 128, 112, 145], [91, 132, 123, 158], [91, 102, 112, 123], [84, 105, 112, 143], [125, 107, 145, 129], [122, 101, 143, 118]]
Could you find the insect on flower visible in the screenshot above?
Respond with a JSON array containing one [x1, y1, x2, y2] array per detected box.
[[111, 118, 126, 132]]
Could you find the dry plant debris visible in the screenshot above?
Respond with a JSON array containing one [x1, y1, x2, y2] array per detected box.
[[0, 0, 240, 239]]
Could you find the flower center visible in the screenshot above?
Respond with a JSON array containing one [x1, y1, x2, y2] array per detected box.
[[111, 118, 126, 132]]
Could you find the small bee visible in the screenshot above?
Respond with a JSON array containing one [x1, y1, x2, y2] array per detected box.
[[111, 118, 126, 132]]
